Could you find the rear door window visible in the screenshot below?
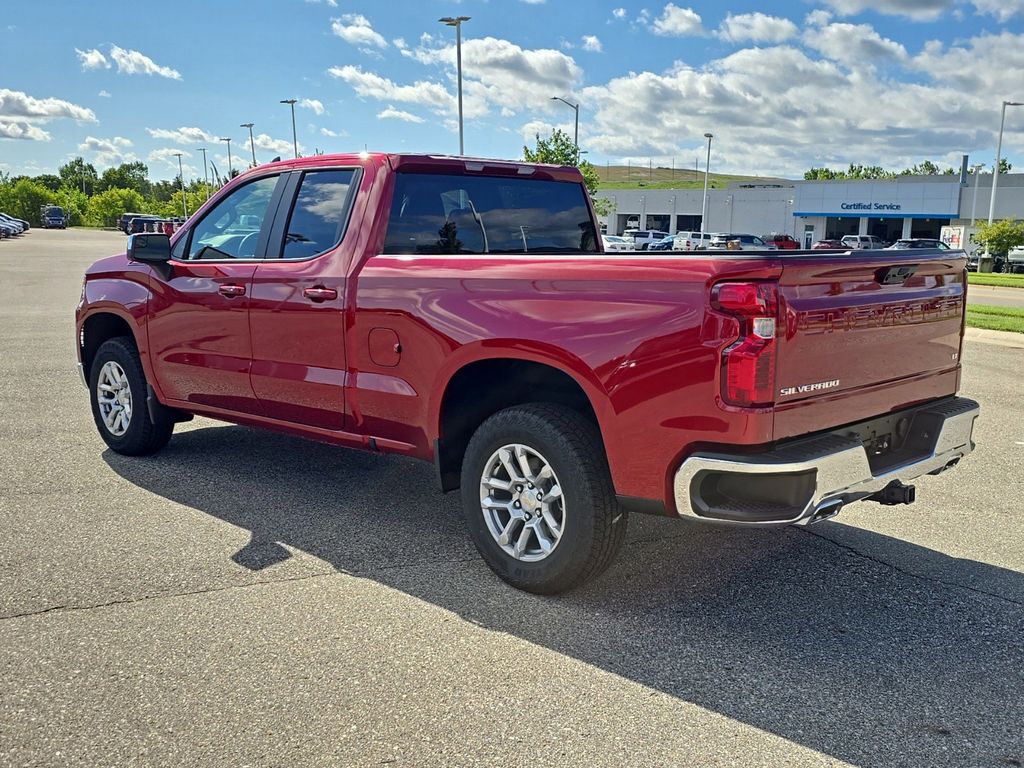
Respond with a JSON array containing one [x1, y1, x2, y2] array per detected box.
[[278, 169, 359, 260], [383, 172, 598, 254]]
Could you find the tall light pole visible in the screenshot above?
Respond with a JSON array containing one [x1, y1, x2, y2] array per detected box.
[[439, 16, 470, 155], [985, 100, 1023, 257], [700, 132, 713, 238], [196, 147, 210, 199], [173, 153, 188, 219], [969, 163, 985, 225], [550, 96, 580, 164], [240, 122, 257, 167], [220, 137, 233, 178], [280, 99, 299, 158]]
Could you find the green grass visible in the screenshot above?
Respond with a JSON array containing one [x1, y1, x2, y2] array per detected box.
[[594, 165, 784, 190], [965, 305, 1024, 333], [968, 272, 1024, 288]]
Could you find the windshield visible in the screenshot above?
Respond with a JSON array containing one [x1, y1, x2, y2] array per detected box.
[[47, 207, 64, 217]]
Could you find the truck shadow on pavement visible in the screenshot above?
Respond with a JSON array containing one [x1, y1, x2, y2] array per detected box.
[[104, 424, 1024, 768]]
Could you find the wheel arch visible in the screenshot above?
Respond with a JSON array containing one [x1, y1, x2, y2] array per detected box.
[[432, 348, 611, 493]]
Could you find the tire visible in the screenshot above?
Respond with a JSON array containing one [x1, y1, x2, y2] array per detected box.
[[460, 403, 628, 594], [89, 336, 173, 456]]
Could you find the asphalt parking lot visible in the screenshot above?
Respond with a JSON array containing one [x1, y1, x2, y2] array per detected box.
[[1, 229, 1022, 767]]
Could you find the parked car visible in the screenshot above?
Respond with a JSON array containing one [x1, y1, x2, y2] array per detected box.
[[764, 234, 799, 250], [1007, 247, 1024, 274], [841, 235, 887, 250], [623, 229, 670, 250], [128, 216, 164, 235], [41, 205, 67, 229], [601, 235, 632, 252], [118, 212, 148, 234], [673, 231, 714, 251], [709, 233, 777, 251], [886, 239, 951, 250], [0, 213, 26, 235], [75, 152, 979, 594], [811, 239, 846, 250], [648, 235, 677, 251]]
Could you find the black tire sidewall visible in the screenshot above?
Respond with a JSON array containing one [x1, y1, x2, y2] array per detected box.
[[461, 411, 602, 592], [88, 338, 152, 453]]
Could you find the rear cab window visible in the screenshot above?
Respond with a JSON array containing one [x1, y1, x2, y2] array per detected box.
[[383, 172, 598, 254]]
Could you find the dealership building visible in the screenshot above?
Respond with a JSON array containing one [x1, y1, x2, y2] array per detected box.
[[597, 171, 1024, 248]]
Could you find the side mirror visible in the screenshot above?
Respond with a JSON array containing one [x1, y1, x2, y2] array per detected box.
[[127, 233, 171, 264]]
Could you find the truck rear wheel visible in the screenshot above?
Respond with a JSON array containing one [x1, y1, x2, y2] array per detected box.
[[89, 337, 174, 456], [460, 404, 628, 594]]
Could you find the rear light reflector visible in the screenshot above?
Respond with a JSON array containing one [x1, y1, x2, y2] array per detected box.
[[711, 281, 780, 408]]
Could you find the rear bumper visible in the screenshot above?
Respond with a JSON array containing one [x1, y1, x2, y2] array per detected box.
[[673, 397, 979, 526]]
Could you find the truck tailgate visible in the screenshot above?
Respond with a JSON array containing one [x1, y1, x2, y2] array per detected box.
[[774, 250, 965, 437]]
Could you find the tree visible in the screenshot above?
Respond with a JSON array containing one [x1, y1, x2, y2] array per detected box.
[[974, 219, 1024, 256], [58, 157, 99, 196], [522, 128, 610, 215], [32, 174, 62, 192], [999, 158, 1013, 174], [97, 161, 150, 196], [804, 166, 844, 180], [0, 179, 55, 225], [85, 188, 145, 228]]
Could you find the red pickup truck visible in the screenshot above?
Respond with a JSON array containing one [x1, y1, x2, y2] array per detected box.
[[76, 153, 979, 593]]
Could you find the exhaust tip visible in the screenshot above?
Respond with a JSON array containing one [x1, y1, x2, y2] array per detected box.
[[810, 499, 843, 524]]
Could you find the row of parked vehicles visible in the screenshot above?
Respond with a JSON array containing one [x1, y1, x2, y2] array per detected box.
[[603, 229, 963, 254], [117, 212, 186, 236], [0, 212, 31, 239]]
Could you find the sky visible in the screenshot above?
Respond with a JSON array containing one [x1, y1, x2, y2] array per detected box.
[[1, 0, 1022, 181]]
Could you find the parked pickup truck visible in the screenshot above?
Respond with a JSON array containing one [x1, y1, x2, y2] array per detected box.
[[76, 153, 980, 593]]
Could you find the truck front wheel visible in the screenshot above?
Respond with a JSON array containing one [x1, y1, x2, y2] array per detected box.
[[89, 337, 174, 456], [460, 403, 628, 594]]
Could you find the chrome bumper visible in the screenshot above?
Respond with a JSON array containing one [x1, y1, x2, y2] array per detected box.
[[673, 397, 979, 526]]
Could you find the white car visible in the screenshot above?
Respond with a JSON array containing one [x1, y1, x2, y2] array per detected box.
[[673, 231, 714, 251], [622, 229, 670, 250], [841, 235, 887, 250], [709, 233, 777, 251], [602, 235, 633, 252]]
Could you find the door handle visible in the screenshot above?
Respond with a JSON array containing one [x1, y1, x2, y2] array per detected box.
[[218, 284, 246, 298], [303, 286, 338, 303]]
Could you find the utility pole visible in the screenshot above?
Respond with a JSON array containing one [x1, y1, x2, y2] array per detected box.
[[196, 147, 209, 199], [280, 99, 299, 158], [700, 133, 713, 239], [220, 137, 233, 177], [439, 16, 470, 155], [985, 100, 1023, 260], [240, 122, 257, 167], [173, 153, 188, 219], [550, 96, 580, 163]]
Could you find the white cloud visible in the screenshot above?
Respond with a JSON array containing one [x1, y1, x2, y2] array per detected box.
[[320, 127, 340, 137], [652, 4, 704, 36], [377, 106, 425, 123], [328, 65, 455, 113], [98, 90, 112, 98], [109, 46, 182, 79], [581, 35, 603, 52], [76, 48, 110, 70], [819, 0, 952, 20], [804, 22, 907, 67], [146, 125, 219, 144], [148, 147, 190, 164], [971, 0, 1024, 20], [252, 132, 301, 157], [612, 7, 627, 19], [79, 136, 135, 168], [0, 121, 50, 141], [299, 98, 325, 115], [0, 88, 96, 122], [520, 0, 545, 3], [718, 13, 798, 43], [331, 14, 387, 48], [305, 0, 337, 5]]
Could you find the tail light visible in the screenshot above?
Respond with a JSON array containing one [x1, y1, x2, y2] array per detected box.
[[711, 281, 779, 408]]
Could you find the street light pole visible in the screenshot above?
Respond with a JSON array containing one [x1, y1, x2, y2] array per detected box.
[[700, 132, 713, 239], [969, 163, 985, 225], [550, 96, 580, 163], [220, 137, 233, 178], [240, 122, 257, 167], [173, 153, 188, 219], [196, 147, 209, 199], [439, 16, 470, 155], [279, 100, 299, 158], [985, 100, 1023, 256]]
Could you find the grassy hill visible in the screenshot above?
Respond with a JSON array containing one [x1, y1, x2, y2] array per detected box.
[[595, 164, 791, 190]]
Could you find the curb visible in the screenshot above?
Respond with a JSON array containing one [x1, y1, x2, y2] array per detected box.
[[964, 327, 1024, 348]]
